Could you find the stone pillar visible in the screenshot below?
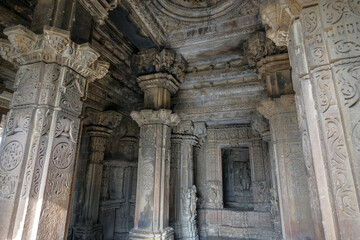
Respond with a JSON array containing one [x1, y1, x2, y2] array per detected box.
[[0, 25, 108, 239], [257, 95, 314, 240], [170, 121, 199, 240], [130, 109, 179, 239], [130, 48, 185, 240], [263, 0, 360, 238], [73, 110, 122, 239]]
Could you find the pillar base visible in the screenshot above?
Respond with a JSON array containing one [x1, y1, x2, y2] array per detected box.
[[129, 227, 174, 240], [173, 221, 198, 240], [72, 223, 103, 240]]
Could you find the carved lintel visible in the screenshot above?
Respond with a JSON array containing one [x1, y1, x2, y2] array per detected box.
[[257, 94, 297, 119], [131, 109, 180, 127], [0, 25, 109, 81], [83, 109, 122, 130]]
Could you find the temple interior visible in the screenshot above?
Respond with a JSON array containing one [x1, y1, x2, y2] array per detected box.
[[0, 0, 359, 239]]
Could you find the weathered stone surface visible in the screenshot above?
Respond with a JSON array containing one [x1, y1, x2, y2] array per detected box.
[[0, 25, 108, 240], [257, 95, 314, 240]]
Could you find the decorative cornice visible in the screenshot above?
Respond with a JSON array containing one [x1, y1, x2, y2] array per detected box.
[[84, 109, 123, 129], [121, 0, 166, 46], [0, 25, 109, 81], [137, 73, 180, 95], [257, 94, 297, 119], [131, 109, 180, 127]]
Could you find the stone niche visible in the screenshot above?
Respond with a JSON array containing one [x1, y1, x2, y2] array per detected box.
[[222, 147, 253, 210], [195, 125, 275, 239]]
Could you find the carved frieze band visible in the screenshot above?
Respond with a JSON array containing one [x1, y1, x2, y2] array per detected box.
[[131, 109, 180, 127]]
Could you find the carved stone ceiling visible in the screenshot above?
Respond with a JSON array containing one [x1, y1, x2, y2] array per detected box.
[[122, 0, 261, 64]]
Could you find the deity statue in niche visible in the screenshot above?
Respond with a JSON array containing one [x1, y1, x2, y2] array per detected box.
[[222, 147, 253, 209], [238, 162, 251, 191]]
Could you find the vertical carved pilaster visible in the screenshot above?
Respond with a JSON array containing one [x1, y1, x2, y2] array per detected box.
[[0, 25, 109, 240], [257, 95, 314, 240], [170, 120, 199, 240], [282, 1, 360, 238], [73, 110, 122, 239]]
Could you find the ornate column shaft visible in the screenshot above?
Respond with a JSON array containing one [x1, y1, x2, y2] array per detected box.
[[0, 25, 108, 240], [170, 121, 199, 240], [130, 109, 180, 239], [73, 110, 122, 239], [130, 48, 184, 240], [257, 95, 314, 240]]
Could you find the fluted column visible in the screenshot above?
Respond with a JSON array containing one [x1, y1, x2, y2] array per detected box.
[[73, 110, 122, 239], [170, 121, 199, 240], [130, 48, 185, 240], [257, 95, 314, 240], [0, 26, 108, 239]]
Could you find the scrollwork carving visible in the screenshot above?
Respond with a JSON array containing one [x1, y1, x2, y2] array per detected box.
[[326, 117, 360, 217], [337, 65, 360, 107]]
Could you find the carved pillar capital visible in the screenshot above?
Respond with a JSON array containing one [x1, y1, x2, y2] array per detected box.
[[132, 48, 187, 83], [131, 109, 180, 127], [257, 95, 297, 120], [0, 25, 109, 82]]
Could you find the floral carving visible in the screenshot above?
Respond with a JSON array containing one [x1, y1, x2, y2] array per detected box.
[[348, 0, 360, 15], [141, 160, 154, 191], [303, 11, 317, 34], [46, 171, 71, 197], [0, 141, 23, 171], [0, 174, 18, 199], [322, 0, 348, 25], [52, 142, 73, 169]]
